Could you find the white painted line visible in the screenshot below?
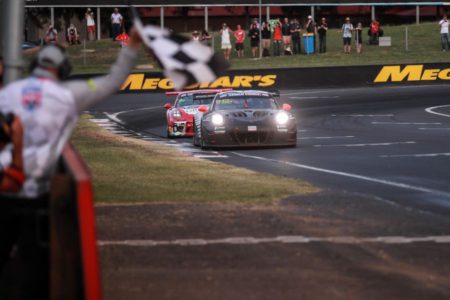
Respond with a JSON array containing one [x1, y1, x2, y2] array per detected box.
[[314, 141, 416, 148], [380, 153, 450, 158], [425, 105, 450, 118], [230, 152, 450, 198], [419, 128, 450, 131], [332, 114, 394, 117], [108, 130, 131, 134], [299, 136, 354, 140], [289, 96, 339, 100], [298, 130, 308, 132], [98, 235, 450, 247], [90, 119, 111, 123], [194, 155, 229, 158], [372, 122, 441, 125]]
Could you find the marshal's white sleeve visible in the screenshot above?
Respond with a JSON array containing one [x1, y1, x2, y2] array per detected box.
[[63, 46, 138, 113]]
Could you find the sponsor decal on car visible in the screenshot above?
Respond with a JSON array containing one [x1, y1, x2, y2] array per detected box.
[[121, 74, 277, 91], [374, 65, 450, 83]]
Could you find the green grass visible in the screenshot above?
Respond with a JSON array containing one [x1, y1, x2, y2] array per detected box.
[[71, 115, 318, 204], [27, 22, 449, 74]]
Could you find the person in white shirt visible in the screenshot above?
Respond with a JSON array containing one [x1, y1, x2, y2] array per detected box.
[[220, 23, 232, 60], [111, 8, 123, 41], [439, 15, 450, 51], [85, 8, 96, 41], [67, 23, 80, 45], [341, 17, 354, 54]]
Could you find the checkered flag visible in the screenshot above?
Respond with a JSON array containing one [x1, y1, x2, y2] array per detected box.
[[134, 16, 228, 90]]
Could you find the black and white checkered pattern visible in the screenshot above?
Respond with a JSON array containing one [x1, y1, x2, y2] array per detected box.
[[135, 19, 228, 90]]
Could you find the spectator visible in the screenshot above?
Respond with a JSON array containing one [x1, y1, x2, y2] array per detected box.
[[282, 17, 292, 54], [192, 30, 200, 41], [439, 15, 450, 51], [317, 17, 328, 53], [249, 23, 260, 58], [67, 23, 80, 45], [220, 23, 232, 60], [115, 29, 129, 47], [341, 17, 354, 54], [261, 21, 271, 57], [291, 18, 302, 55], [305, 15, 317, 52], [369, 19, 380, 45], [86, 8, 96, 41], [234, 25, 245, 58], [44, 25, 58, 45], [273, 20, 283, 56], [200, 30, 212, 46], [0, 113, 24, 193], [111, 8, 123, 41], [356, 22, 363, 54]]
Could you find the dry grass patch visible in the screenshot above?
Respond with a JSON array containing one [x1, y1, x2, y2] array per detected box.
[[71, 115, 318, 204]]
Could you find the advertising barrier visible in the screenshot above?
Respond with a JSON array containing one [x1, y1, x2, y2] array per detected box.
[[71, 62, 450, 93], [106, 63, 450, 93]]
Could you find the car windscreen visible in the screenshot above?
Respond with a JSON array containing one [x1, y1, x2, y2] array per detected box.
[[175, 94, 215, 107], [214, 95, 278, 110]]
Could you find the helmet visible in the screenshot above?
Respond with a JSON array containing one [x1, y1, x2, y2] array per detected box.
[[30, 44, 72, 80]]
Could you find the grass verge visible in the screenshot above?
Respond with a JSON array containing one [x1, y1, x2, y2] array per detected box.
[[71, 115, 318, 204], [27, 22, 450, 74]]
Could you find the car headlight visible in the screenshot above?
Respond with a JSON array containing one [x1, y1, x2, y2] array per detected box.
[[275, 111, 289, 125], [211, 114, 224, 126], [172, 109, 182, 118]]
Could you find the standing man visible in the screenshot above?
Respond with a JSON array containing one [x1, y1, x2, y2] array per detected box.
[[234, 25, 245, 58], [341, 17, 354, 54], [305, 15, 317, 52], [369, 19, 380, 45], [44, 25, 58, 45], [0, 30, 142, 297], [291, 18, 302, 55], [317, 17, 328, 53], [439, 15, 450, 51], [86, 8, 96, 41], [111, 8, 123, 41]]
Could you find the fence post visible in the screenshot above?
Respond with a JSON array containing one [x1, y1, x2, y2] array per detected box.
[[405, 26, 409, 51]]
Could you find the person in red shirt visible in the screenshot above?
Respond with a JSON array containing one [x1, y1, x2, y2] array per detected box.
[[273, 20, 283, 56], [234, 25, 246, 58], [115, 29, 129, 47], [370, 19, 380, 45]]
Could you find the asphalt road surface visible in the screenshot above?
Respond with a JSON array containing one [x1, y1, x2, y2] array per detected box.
[[91, 85, 450, 300]]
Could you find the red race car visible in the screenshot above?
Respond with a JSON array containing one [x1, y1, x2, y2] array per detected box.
[[164, 89, 231, 138]]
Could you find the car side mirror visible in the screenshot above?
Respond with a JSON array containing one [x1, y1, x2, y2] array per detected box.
[[198, 105, 209, 113], [282, 104, 292, 111], [164, 103, 172, 109]]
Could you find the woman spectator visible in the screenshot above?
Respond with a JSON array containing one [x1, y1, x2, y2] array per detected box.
[[249, 23, 260, 58], [261, 21, 271, 57], [200, 30, 212, 47], [234, 25, 246, 58], [67, 24, 80, 45], [85, 8, 96, 41], [273, 20, 283, 56], [356, 22, 363, 54], [220, 23, 232, 60], [282, 17, 292, 54]]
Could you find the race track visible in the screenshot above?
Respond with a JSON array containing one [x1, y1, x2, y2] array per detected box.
[[93, 84, 450, 215], [91, 84, 450, 299]]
